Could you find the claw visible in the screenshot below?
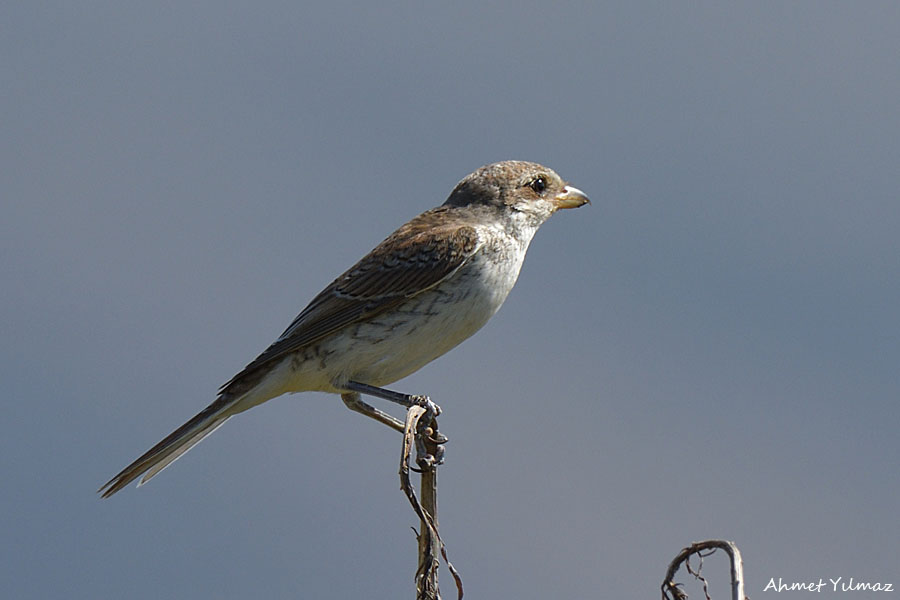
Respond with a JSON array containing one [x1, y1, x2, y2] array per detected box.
[[410, 395, 441, 417], [428, 430, 449, 444], [415, 448, 445, 469]]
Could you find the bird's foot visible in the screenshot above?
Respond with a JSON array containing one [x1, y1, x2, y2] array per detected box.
[[409, 395, 447, 468], [428, 429, 449, 445], [409, 394, 441, 417], [414, 446, 445, 470]]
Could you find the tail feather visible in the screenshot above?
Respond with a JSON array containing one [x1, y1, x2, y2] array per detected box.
[[99, 398, 234, 498], [138, 418, 228, 485]]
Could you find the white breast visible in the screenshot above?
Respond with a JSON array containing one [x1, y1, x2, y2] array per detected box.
[[324, 221, 537, 389]]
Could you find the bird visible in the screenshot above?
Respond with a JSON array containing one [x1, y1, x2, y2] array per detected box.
[[99, 160, 589, 498]]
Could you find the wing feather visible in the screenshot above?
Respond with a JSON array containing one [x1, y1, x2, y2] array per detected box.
[[219, 207, 480, 396]]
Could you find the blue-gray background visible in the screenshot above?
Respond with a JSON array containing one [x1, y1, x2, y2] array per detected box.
[[3, 2, 898, 598]]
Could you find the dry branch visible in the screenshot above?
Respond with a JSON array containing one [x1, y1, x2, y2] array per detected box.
[[661, 539, 746, 600], [400, 405, 462, 600]]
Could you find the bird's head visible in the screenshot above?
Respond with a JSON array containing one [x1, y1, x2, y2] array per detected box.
[[444, 161, 590, 224]]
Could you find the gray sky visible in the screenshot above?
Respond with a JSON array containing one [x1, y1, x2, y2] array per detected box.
[[3, 2, 898, 598]]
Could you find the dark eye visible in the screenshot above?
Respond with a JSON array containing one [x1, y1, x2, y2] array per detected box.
[[529, 176, 547, 194]]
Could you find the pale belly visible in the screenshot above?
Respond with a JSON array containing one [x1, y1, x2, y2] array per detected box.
[[272, 247, 526, 395]]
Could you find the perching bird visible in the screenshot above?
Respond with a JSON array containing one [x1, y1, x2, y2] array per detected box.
[[99, 160, 589, 497]]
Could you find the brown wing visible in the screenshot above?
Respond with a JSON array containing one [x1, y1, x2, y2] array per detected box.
[[219, 207, 481, 396]]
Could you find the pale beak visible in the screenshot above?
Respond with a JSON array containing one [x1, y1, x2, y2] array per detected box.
[[553, 185, 591, 210]]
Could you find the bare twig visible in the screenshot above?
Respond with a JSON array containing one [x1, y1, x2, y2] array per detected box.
[[399, 406, 462, 600], [661, 540, 746, 600]]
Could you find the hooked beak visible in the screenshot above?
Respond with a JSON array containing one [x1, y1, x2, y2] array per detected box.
[[553, 185, 591, 210]]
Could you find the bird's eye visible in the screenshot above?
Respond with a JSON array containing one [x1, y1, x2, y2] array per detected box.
[[529, 176, 547, 194]]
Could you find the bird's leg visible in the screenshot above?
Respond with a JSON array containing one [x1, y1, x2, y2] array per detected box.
[[344, 381, 448, 465], [343, 380, 433, 409], [344, 381, 444, 423], [340, 392, 406, 433]]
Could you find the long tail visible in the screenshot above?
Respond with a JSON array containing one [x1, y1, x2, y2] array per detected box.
[[98, 396, 236, 498]]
